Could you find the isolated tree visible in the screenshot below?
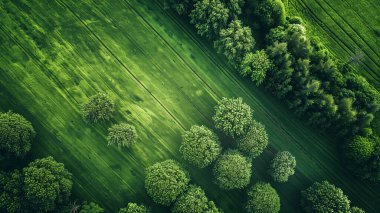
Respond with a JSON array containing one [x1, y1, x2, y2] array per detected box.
[[23, 156, 73, 212], [0, 111, 35, 157], [237, 120, 268, 158], [246, 182, 280, 213], [172, 185, 221, 213], [345, 136, 374, 162], [119, 203, 149, 213], [268, 151, 296, 182], [145, 160, 190, 206], [164, 0, 194, 15], [213, 97, 253, 138], [180, 125, 221, 168], [190, 0, 230, 38], [350, 206, 365, 213], [79, 202, 104, 213], [215, 20, 255, 66], [82, 92, 114, 123], [301, 181, 350, 213], [240, 50, 272, 86], [213, 151, 252, 189], [107, 123, 138, 148]]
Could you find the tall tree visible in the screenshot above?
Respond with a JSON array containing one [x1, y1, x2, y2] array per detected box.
[[237, 120, 268, 158], [240, 50, 272, 86], [246, 182, 280, 213], [268, 151, 296, 182], [82, 92, 114, 123]]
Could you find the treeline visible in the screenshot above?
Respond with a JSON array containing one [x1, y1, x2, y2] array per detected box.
[[164, 0, 380, 182]]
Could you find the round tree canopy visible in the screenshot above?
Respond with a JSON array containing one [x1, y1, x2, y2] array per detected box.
[[246, 182, 280, 213]]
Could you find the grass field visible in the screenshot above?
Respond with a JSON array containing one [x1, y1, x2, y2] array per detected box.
[[288, 0, 380, 90], [1, 0, 380, 212]]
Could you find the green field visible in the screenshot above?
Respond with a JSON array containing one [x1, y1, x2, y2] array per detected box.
[[1, 0, 380, 212], [288, 0, 380, 90]]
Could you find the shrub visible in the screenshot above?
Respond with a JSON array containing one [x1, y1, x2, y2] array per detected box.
[[145, 160, 190, 206], [350, 207, 365, 213], [180, 125, 221, 168], [268, 151, 296, 182], [79, 202, 104, 213], [237, 120, 268, 158], [0, 111, 35, 157], [82, 92, 114, 123], [107, 123, 138, 148], [213, 151, 252, 189], [345, 136, 374, 162], [240, 50, 272, 86], [246, 182, 280, 213], [119, 203, 149, 213], [164, 0, 194, 15]]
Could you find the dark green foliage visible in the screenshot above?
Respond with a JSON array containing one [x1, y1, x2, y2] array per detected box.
[[107, 123, 138, 148], [301, 181, 350, 213], [213, 151, 252, 189], [254, 0, 286, 29], [145, 160, 190, 206], [119, 203, 149, 213], [172, 185, 221, 213], [268, 151, 296, 182], [180, 125, 221, 168], [164, 0, 194, 15], [240, 50, 272, 86], [0, 170, 23, 213], [246, 182, 280, 213], [79, 202, 104, 213], [213, 97, 253, 138], [350, 206, 366, 213], [226, 0, 245, 17], [237, 120, 268, 158], [345, 136, 374, 162], [0, 111, 35, 157], [190, 0, 230, 39], [82, 92, 115, 123]]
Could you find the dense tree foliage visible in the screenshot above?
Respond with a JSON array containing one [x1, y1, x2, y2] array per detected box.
[[0, 111, 35, 157], [213, 151, 252, 189], [214, 20, 255, 66], [350, 207, 366, 213], [237, 120, 268, 158], [172, 185, 221, 213], [180, 125, 221, 168], [240, 50, 272, 86], [107, 123, 138, 148], [268, 151, 296, 182], [119, 203, 149, 213], [246, 182, 280, 213], [164, 0, 194, 15], [345, 136, 374, 163], [79, 202, 104, 213], [82, 92, 115, 123], [0, 157, 72, 213], [190, 0, 230, 39], [145, 160, 190, 206], [253, 0, 286, 29], [301, 181, 350, 213], [213, 97, 253, 138], [226, 0, 245, 17]]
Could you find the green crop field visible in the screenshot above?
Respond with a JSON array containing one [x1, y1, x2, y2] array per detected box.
[[288, 0, 380, 90], [1, 0, 379, 212]]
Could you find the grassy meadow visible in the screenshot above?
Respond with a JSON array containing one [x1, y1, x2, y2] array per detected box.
[[0, 0, 380, 212]]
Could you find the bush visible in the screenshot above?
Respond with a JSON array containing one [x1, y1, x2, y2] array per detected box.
[[119, 203, 149, 213], [80, 202, 104, 213], [82, 92, 114, 123], [107, 123, 138, 148], [213, 97, 253, 138], [237, 120, 268, 158], [164, 0, 194, 15], [145, 160, 190, 206], [246, 182, 280, 213], [350, 207, 365, 213], [240, 50, 272, 86], [180, 125, 221, 168], [301, 181, 350, 213], [345, 136, 374, 162], [213, 151, 252, 189], [268, 151, 296, 182], [0, 111, 35, 157], [172, 185, 221, 213]]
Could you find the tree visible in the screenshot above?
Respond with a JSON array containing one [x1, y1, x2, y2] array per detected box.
[[213, 151, 252, 189], [240, 50, 272, 86], [190, 0, 230, 39], [215, 20, 255, 66], [246, 182, 280, 213], [0, 170, 23, 213], [213, 97, 253, 138], [254, 0, 286, 29], [164, 0, 194, 15], [268, 151, 296, 182], [79, 202, 104, 213], [172, 185, 221, 213], [345, 136, 374, 163], [180, 125, 221, 168], [0, 111, 35, 157], [23, 157, 73, 212], [119, 203, 149, 213], [350, 206, 365, 213], [237, 120, 268, 158], [82, 92, 114, 123], [226, 0, 245, 17], [145, 160, 190, 206], [301, 181, 350, 213], [107, 123, 138, 148]]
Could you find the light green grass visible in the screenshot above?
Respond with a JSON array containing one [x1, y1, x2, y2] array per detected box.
[[288, 0, 380, 90], [0, 0, 379, 212]]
